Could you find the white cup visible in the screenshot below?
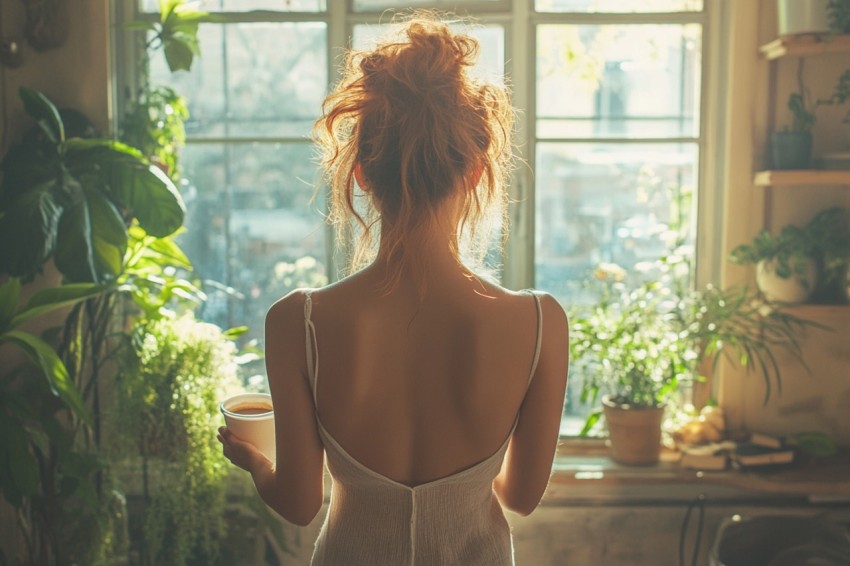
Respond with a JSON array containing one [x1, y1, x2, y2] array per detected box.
[[220, 393, 276, 462]]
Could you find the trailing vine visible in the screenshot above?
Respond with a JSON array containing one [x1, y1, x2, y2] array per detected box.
[[111, 313, 241, 566]]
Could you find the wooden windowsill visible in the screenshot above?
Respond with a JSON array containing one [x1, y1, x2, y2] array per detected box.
[[547, 441, 850, 505]]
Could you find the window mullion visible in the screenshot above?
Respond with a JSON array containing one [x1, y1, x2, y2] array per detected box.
[[502, 0, 534, 290]]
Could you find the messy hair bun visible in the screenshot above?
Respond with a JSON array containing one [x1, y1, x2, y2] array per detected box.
[[313, 12, 514, 291]]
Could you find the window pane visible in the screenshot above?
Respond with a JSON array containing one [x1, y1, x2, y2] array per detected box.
[[535, 142, 697, 302], [139, 0, 326, 12], [352, 23, 505, 83], [537, 24, 701, 139], [178, 142, 327, 350], [536, 0, 702, 13], [149, 22, 327, 138], [353, 0, 499, 12]]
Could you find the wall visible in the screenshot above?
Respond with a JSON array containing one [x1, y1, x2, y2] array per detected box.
[[0, 0, 111, 154], [717, 0, 850, 445]]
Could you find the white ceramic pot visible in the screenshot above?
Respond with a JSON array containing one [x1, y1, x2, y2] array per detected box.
[[777, 0, 830, 36], [756, 258, 817, 303]]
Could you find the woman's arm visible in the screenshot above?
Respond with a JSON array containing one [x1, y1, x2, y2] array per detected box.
[[493, 292, 569, 516], [218, 289, 325, 526]]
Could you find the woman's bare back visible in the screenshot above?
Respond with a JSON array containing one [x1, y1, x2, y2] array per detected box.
[[303, 267, 543, 487]]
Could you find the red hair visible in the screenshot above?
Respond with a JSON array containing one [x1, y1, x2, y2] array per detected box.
[[313, 12, 514, 292]]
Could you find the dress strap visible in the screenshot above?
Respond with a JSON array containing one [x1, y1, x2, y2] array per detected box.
[[526, 290, 543, 387], [304, 290, 319, 404]]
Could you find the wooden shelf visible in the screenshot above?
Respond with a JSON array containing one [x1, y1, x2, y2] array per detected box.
[[760, 34, 850, 60], [754, 170, 850, 186]]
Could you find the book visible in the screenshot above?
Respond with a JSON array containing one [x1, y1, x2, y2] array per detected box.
[[731, 442, 795, 468], [678, 442, 734, 471], [749, 432, 784, 449]]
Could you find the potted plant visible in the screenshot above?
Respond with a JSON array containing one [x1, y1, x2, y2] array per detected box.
[[806, 206, 850, 303], [772, 90, 815, 169], [569, 259, 812, 465], [729, 224, 818, 303], [772, 64, 850, 169]]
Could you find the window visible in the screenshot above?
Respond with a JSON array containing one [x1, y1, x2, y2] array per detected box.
[[119, 0, 717, 432]]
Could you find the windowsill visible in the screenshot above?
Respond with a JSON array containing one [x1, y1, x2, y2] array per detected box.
[[545, 438, 850, 506]]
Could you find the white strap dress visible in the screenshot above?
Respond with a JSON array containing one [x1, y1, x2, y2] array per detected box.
[[303, 290, 543, 566]]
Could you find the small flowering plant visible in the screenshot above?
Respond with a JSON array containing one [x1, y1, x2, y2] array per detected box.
[[569, 257, 813, 435]]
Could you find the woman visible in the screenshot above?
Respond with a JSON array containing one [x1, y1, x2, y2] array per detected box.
[[218, 13, 569, 565]]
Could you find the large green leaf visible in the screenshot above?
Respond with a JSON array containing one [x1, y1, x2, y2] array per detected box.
[[0, 139, 58, 205], [0, 179, 64, 279], [0, 278, 20, 330], [54, 185, 128, 283], [119, 163, 184, 237], [163, 36, 197, 72], [19, 87, 65, 144], [11, 283, 103, 328], [65, 139, 185, 238], [64, 137, 145, 160], [1, 331, 91, 424]]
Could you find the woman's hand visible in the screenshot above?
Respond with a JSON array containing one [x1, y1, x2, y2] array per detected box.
[[217, 426, 270, 473]]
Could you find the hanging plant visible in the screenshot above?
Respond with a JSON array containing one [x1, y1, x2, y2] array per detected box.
[[124, 0, 220, 73]]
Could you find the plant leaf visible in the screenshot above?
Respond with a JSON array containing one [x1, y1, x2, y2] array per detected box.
[[5, 422, 39, 498], [579, 409, 603, 437], [222, 326, 249, 339], [54, 185, 128, 283], [18, 87, 64, 144], [0, 278, 21, 331], [144, 235, 192, 268], [0, 138, 58, 206], [11, 283, 103, 328], [66, 140, 185, 237], [1, 331, 91, 424], [163, 36, 197, 72], [0, 179, 64, 279]]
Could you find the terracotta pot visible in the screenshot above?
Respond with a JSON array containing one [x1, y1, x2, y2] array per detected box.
[[602, 396, 665, 466], [756, 258, 817, 304]]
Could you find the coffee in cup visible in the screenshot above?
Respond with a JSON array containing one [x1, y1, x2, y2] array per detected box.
[[220, 393, 276, 461]]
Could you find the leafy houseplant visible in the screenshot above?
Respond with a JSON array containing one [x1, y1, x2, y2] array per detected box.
[[772, 63, 850, 169], [730, 207, 850, 304], [729, 224, 817, 303], [0, 278, 119, 565], [0, 87, 185, 284], [0, 86, 187, 564], [569, 258, 812, 464], [111, 312, 241, 566]]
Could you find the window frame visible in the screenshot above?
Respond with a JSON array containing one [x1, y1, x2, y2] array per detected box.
[[110, 0, 729, 435]]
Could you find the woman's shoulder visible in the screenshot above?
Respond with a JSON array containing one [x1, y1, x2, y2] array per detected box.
[[266, 288, 315, 323], [477, 279, 565, 310]]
